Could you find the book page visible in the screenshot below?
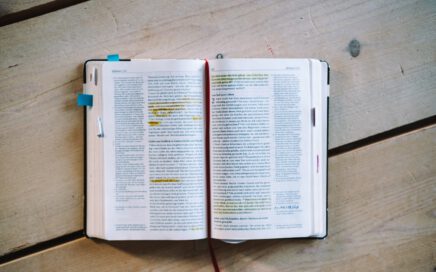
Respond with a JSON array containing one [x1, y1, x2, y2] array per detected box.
[[102, 60, 207, 240], [209, 59, 313, 240]]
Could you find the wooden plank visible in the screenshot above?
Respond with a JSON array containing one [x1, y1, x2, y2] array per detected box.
[[1, 126, 434, 271], [0, 0, 435, 256], [0, 1, 53, 17]]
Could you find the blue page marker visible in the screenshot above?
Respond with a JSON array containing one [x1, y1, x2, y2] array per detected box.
[[77, 94, 93, 106], [107, 54, 120, 61]]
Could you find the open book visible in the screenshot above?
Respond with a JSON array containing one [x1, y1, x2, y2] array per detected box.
[[83, 58, 329, 241]]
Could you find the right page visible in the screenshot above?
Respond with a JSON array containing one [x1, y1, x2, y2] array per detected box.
[[209, 59, 314, 240]]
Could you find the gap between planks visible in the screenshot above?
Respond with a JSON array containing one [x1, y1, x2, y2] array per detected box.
[[0, 0, 88, 27]]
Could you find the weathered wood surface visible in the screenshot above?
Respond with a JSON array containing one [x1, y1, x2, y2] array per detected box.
[[0, 0, 435, 257], [1, 126, 434, 271], [0, 0, 53, 17]]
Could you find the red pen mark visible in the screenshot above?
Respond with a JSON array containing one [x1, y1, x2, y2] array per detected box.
[[316, 155, 319, 173], [264, 39, 275, 56], [267, 44, 274, 56]]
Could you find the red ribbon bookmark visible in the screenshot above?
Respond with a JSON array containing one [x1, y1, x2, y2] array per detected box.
[[205, 59, 220, 272]]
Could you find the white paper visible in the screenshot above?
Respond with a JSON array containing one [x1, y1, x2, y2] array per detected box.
[[208, 59, 313, 239], [102, 60, 207, 240]]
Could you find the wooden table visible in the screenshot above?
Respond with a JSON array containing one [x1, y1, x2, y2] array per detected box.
[[0, 0, 435, 271]]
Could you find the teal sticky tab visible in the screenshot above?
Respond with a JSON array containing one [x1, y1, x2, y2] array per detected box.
[[107, 54, 119, 61], [77, 94, 93, 106]]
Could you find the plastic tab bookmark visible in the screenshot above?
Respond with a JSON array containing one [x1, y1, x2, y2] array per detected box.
[[97, 117, 104, 137], [77, 94, 93, 107], [107, 54, 120, 61]]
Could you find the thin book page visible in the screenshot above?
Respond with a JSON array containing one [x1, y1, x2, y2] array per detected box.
[[101, 60, 207, 240], [208, 59, 313, 240]]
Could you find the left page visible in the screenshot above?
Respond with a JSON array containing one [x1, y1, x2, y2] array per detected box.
[[102, 60, 207, 240]]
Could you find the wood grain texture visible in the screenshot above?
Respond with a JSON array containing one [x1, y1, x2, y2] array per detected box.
[[1, 126, 434, 271], [0, 0, 53, 16], [0, 0, 435, 256]]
